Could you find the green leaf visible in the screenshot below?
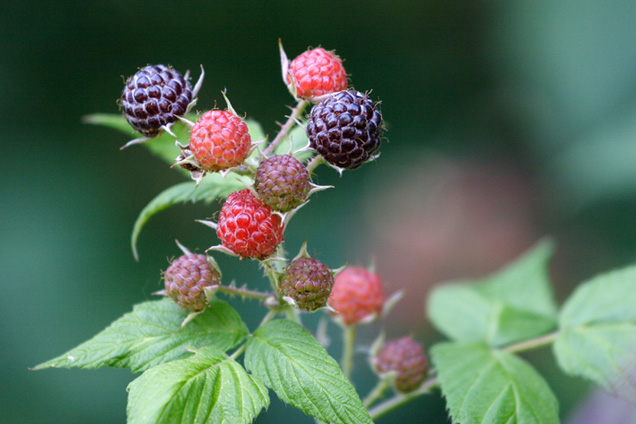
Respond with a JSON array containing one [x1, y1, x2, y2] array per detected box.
[[554, 264, 636, 401], [33, 298, 248, 373], [274, 123, 313, 161], [427, 240, 557, 347], [131, 175, 249, 260], [127, 346, 268, 424], [432, 342, 559, 424], [84, 112, 187, 164], [244, 319, 372, 424]]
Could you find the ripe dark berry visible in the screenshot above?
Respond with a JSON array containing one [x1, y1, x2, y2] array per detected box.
[[190, 110, 252, 173], [306, 90, 383, 169], [373, 337, 428, 393], [254, 155, 310, 212], [329, 266, 386, 325], [164, 253, 220, 312], [286, 47, 347, 100], [120, 64, 192, 137], [216, 189, 284, 259], [279, 257, 334, 311]]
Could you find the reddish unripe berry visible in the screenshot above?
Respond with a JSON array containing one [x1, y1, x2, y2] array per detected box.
[[287, 47, 347, 100], [373, 337, 428, 393], [329, 266, 386, 325], [216, 189, 284, 259], [190, 110, 251, 172], [254, 154, 310, 212], [279, 257, 334, 311], [164, 253, 220, 312]]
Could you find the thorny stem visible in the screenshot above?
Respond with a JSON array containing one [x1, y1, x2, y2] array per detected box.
[[215, 284, 270, 301], [367, 330, 559, 420], [341, 325, 356, 380], [263, 99, 308, 156]]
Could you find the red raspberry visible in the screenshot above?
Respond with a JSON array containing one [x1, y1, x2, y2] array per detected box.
[[190, 110, 251, 172], [329, 266, 386, 325], [279, 257, 334, 311], [287, 47, 347, 100], [254, 154, 310, 212], [372, 337, 428, 394], [216, 189, 284, 259], [163, 253, 220, 312]]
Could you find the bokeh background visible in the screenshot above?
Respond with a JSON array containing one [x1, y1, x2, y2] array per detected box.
[[3, 1, 636, 423]]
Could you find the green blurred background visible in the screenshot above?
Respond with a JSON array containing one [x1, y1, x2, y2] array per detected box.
[[3, 1, 636, 423]]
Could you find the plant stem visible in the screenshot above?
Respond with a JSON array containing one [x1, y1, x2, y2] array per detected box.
[[305, 155, 323, 174], [284, 305, 302, 325], [263, 99, 308, 156], [258, 309, 278, 327], [216, 284, 271, 301], [368, 376, 438, 420], [229, 343, 246, 361], [504, 330, 558, 354], [363, 378, 391, 409], [341, 325, 356, 379]]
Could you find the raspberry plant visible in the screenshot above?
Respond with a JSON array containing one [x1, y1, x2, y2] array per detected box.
[[34, 41, 636, 423]]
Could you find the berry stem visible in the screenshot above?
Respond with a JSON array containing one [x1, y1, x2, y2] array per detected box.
[[259, 309, 278, 327], [263, 99, 308, 156], [362, 378, 391, 409], [229, 343, 246, 361], [341, 325, 356, 380], [305, 155, 324, 174], [367, 376, 439, 420], [284, 305, 302, 325], [215, 284, 271, 301]]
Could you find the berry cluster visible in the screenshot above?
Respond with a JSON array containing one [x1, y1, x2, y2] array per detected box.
[[118, 42, 388, 315], [118, 45, 424, 419]]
